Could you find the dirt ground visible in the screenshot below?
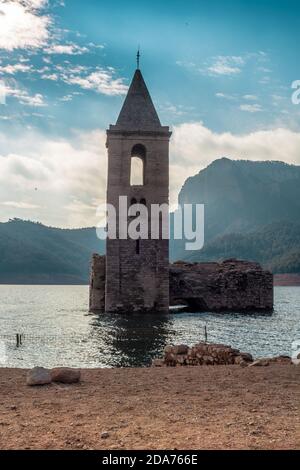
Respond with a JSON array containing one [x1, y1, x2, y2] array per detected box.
[[0, 365, 299, 450]]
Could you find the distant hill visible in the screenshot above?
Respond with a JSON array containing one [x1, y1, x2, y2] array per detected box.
[[0, 158, 300, 284], [171, 158, 300, 267], [181, 221, 300, 273], [178, 157, 300, 240], [0, 219, 105, 284]]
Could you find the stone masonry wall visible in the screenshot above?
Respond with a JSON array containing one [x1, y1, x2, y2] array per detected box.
[[89, 254, 105, 312], [170, 259, 273, 312], [105, 133, 170, 314], [151, 343, 291, 368], [89, 256, 273, 313], [152, 343, 254, 367]]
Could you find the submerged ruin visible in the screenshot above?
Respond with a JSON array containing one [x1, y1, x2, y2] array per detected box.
[[89, 255, 273, 313]]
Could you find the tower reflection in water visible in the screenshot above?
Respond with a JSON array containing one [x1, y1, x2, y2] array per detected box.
[[88, 313, 175, 367]]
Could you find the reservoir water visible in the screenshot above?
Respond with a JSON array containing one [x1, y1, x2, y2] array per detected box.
[[0, 285, 299, 368]]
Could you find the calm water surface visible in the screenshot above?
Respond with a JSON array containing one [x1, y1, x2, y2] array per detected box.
[[0, 285, 299, 368]]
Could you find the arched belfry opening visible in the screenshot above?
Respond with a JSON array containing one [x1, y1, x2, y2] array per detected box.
[[130, 144, 146, 186]]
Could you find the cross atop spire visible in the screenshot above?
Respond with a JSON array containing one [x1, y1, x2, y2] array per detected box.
[[136, 47, 140, 70]]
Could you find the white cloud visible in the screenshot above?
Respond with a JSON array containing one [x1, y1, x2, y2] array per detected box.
[[44, 43, 89, 55], [243, 94, 258, 101], [59, 94, 73, 102], [37, 62, 127, 96], [2, 82, 46, 106], [23, 1, 48, 8], [0, 1, 91, 64], [239, 103, 263, 113], [159, 102, 191, 117], [176, 60, 196, 69], [87, 42, 104, 50], [215, 92, 236, 100], [0, 63, 32, 74], [216, 93, 259, 103], [21, 92, 45, 106], [0, 0, 50, 51], [0, 129, 107, 227], [206, 56, 245, 76], [177, 56, 245, 76], [0, 79, 6, 104], [1, 201, 40, 209], [0, 2, 123, 102], [178, 52, 269, 79], [41, 73, 58, 81], [272, 94, 284, 101], [0, 123, 299, 227], [63, 69, 128, 96], [170, 122, 300, 205]]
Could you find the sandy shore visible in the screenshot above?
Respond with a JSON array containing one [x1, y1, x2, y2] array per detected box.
[[0, 365, 299, 450]]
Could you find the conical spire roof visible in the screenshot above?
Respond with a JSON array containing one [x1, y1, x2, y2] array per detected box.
[[114, 69, 162, 131]]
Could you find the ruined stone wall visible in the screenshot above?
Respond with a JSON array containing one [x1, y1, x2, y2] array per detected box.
[[89, 257, 273, 312], [170, 259, 273, 312], [89, 254, 105, 312]]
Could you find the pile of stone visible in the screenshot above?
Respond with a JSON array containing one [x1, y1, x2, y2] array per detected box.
[[152, 343, 254, 367], [26, 367, 81, 386], [152, 343, 294, 368]]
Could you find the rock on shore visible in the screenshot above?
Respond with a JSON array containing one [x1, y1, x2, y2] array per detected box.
[[51, 368, 81, 384], [27, 367, 81, 386], [26, 367, 52, 386]]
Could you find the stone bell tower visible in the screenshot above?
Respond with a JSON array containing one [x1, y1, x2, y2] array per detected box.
[[105, 65, 172, 313]]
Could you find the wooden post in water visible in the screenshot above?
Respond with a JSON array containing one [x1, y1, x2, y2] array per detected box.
[[16, 334, 20, 347], [204, 325, 208, 343]]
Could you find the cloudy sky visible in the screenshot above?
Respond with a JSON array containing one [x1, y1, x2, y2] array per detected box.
[[0, 0, 299, 227]]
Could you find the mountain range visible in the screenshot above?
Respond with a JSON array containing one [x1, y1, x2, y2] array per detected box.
[[0, 158, 299, 284], [171, 157, 300, 265], [0, 219, 104, 284]]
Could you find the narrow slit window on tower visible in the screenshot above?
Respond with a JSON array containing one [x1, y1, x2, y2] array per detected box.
[[136, 239, 140, 255], [130, 198, 138, 219], [130, 144, 146, 186]]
